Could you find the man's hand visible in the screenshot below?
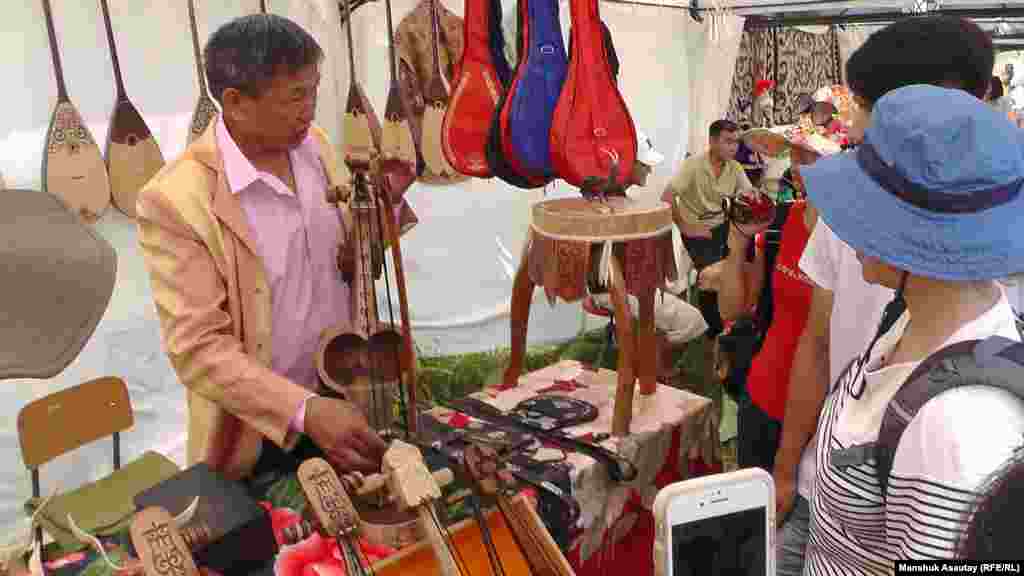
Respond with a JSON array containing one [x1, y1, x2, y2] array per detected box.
[[772, 464, 797, 528], [305, 397, 388, 474]]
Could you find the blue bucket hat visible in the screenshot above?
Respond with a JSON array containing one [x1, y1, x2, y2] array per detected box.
[[803, 84, 1024, 281]]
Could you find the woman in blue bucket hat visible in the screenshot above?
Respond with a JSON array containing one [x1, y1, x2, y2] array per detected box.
[[800, 84, 1024, 573]]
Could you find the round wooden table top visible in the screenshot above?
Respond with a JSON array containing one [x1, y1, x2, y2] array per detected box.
[[530, 195, 673, 240]]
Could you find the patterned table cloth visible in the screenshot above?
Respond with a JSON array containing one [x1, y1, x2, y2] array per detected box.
[[25, 360, 715, 575], [424, 359, 715, 562]]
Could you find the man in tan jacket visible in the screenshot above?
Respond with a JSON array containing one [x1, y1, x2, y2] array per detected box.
[[137, 14, 405, 485]]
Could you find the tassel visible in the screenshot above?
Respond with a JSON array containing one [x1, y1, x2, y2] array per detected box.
[[598, 240, 614, 287]]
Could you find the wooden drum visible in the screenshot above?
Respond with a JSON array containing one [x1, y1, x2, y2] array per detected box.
[[526, 196, 676, 304], [505, 196, 677, 436]]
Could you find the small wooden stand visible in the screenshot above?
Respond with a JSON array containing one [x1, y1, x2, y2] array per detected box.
[[297, 446, 462, 576], [297, 457, 455, 552], [503, 196, 677, 436], [383, 441, 462, 576]]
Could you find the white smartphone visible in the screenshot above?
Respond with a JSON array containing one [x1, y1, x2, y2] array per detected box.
[[653, 468, 775, 576]]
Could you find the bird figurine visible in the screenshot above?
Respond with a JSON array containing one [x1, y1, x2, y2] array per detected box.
[[579, 155, 625, 202]]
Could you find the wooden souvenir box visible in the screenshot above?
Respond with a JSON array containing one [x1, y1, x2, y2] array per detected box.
[[134, 463, 277, 574]]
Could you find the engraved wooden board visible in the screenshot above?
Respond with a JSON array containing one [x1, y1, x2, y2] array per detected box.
[[43, 101, 112, 224], [297, 458, 361, 537], [130, 507, 200, 576]]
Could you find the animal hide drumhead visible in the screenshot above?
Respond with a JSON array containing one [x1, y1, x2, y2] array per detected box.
[[0, 189, 116, 380]]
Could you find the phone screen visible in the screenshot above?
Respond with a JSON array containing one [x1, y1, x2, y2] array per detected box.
[[671, 506, 766, 576]]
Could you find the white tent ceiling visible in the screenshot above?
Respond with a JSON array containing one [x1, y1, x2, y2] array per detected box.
[[565, 0, 1024, 47]]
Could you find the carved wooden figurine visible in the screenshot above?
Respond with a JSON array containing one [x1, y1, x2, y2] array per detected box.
[[296, 456, 455, 559], [383, 440, 462, 576]]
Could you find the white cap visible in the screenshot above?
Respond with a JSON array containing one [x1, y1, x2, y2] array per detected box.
[[636, 132, 665, 166], [813, 85, 834, 104]]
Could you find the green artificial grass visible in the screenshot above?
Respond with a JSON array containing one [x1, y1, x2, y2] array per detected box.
[[415, 287, 714, 404], [415, 327, 620, 404]]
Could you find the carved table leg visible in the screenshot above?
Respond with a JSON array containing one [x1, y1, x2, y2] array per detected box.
[[636, 286, 658, 396], [608, 254, 636, 437], [503, 245, 535, 389]]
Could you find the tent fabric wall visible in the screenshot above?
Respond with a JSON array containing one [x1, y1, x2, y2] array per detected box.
[[837, 27, 871, 84], [683, 10, 745, 158], [0, 0, 695, 544], [0, 0, 348, 546]]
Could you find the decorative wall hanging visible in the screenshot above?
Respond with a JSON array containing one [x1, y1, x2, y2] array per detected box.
[[395, 0, 468, 184], [727, 27, 841, 126]]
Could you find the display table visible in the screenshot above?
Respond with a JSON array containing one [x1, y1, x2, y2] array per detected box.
[[29, 360, 716, 576], [426, 359, 717, 571]]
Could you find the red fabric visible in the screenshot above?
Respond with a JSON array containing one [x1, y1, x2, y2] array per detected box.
[[447, 412, 471, 427], [537, 379, 588, 394], [571, 499, 657, 576], [745, 202, 814, 421], [568, 428, 720, 576]]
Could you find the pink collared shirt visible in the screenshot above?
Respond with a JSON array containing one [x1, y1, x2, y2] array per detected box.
[[216, 119, 348, 433]]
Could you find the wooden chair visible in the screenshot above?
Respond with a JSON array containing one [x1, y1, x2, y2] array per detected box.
[[16, 376, 133, 546]]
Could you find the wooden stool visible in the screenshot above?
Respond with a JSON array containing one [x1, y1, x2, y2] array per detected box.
[[503, 196, 677, 436]]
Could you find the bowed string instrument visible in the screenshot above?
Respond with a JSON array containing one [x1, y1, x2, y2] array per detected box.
[[318, 0, 417, 439], [323, 152, 418, 441], [317, 0, 421, 537], [294, 439, 576, 576]]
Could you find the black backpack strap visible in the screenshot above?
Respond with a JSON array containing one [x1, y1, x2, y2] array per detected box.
[[873, 335, 1024, 498]]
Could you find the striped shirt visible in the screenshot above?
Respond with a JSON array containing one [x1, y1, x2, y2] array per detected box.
[[806, 293, 1024, 574]]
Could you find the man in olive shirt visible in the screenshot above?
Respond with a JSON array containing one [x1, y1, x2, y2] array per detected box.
[[662, 119, 751, 337]]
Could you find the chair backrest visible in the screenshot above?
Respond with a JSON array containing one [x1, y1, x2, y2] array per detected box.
[[17, 376, 133, 469]]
